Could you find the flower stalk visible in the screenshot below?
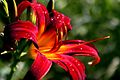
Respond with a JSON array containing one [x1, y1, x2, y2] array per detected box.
[[7, 40, 32, 80]]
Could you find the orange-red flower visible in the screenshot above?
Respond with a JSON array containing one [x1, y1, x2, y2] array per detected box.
[[26, 26, 100, 80], [5, 1, 101, 80], [19, 1, 100, 80]]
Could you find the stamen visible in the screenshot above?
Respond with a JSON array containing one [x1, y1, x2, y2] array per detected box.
[[56, 32, 59, 44], [81, 36, 110, 45], [88, 36, 110, 43], [56, 29, 59, 43], [64, 26, 68, 40], [50, 31, 59, 52], [56, 29, 59, 35], [64, 26, 68, 35], [60, 28, 63, 42]]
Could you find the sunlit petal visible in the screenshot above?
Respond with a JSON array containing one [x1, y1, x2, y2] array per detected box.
[[24, 52, 52, 80], [53, 55, 86, 80], [55, 40, 100, 66], [37, 29, 57, 51]]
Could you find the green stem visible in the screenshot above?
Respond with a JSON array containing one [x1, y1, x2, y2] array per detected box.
[[7, 58, 19, 80], [7, 41, 31, 80]]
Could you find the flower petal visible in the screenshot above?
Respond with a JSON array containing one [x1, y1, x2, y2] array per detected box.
[[17, 1, 31, 18], [18, 1, 49, 37], [4, 20, 38, 47], [53, 55, 86, 80], [37, 29, 56, 48], [24, 52, 52, 80], [51, 10, 72, 30], [29, 29, 57, 59], [31, 3, 46, 37], [55, 40, 100, 66], [49, 10, 72, 41]]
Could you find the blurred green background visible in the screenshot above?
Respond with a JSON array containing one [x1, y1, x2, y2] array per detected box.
[[0, 0, 120, 80]]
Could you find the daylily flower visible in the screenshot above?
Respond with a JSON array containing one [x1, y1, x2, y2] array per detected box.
[[26, 39, 100, 80], [16, 1, 101, 80], [4, 0, 101, 80]]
